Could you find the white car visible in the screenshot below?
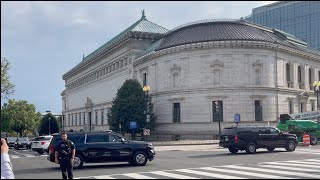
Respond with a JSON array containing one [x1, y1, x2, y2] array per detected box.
[[31, 135, 53, 154]]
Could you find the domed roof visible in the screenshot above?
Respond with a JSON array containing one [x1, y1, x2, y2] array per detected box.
[[155, 19, 297, 51]]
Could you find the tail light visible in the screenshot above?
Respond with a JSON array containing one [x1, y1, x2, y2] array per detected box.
[[41, 141, 46, 145], [235, 135, 239, 143], [49, 144, 54, 153]]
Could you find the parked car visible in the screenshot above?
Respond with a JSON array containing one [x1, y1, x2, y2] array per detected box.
[[31, 135, 53, 154], [219, 126, 298, 154], [15, 137, 31, 149], [47, 131, 155, 169], [6, 137, 18, 148]]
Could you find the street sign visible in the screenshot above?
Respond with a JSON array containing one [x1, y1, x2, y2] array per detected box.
[[143, 128, 150, 136], [234, 113, 240, 123], [130, 121, 137, 129]]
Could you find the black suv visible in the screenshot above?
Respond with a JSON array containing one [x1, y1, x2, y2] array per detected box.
[[47, 131, 155, 169], [219, 126, 298, 154]]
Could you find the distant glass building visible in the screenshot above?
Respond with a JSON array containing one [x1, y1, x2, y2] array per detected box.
[[245, 1, 320, 50]]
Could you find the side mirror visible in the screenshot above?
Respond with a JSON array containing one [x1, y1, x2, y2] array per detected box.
[[279, 131, 283, 135], [121, 138, 126, 143]]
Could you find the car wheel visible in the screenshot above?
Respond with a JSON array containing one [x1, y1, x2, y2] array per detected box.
[[285, 140, 296, 152], [37, 151, 44, 155], [14, 146, 19, 150], [228, 147, 238, 154], [73, 154, 84, 169], [310, 134, 318, 145], [267, 147, 275, 152], [132, 151, 148, 166], [246, 143, 256, 154]]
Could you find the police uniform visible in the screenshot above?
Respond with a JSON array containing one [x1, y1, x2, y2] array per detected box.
[[55, 140, 75, 179]]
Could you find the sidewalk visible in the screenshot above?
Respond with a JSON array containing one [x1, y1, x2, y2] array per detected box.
[[150, 140, 219, 146]]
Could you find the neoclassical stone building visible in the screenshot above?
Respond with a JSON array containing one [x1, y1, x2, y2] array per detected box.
[[62, 13, 320, 140]]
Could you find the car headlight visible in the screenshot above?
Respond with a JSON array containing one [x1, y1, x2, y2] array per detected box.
[[148, 143, 154, 148]]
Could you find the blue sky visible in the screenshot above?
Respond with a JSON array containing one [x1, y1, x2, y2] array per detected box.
[[1, 1, 274, 114]]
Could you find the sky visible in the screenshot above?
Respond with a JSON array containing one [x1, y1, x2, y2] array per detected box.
[[1, 1, 276, 114]]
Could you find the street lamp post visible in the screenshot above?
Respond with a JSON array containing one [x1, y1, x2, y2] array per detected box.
[[313, 81, 320, 123], [143, 85, 151, 141]]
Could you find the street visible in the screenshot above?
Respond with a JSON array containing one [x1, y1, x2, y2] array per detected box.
[[9, 144, 320, 179]]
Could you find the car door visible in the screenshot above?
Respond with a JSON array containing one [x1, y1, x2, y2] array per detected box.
[[85, 134, 111, 162], [107, 134, 131, 161], [257, 127, 269, 147], [269, 127, 284, 147], [260, 127, 281, 147]]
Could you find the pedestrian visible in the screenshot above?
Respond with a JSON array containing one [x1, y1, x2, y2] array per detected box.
[[1, 138, 15, 179], [55, 132, 76, 179]]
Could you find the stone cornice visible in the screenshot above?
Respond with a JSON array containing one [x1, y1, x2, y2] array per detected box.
[[150, 86, 317, 97], [134, 40, 320, 66]]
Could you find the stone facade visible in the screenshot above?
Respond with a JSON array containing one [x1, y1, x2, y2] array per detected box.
[[62, 18, 320, 140]]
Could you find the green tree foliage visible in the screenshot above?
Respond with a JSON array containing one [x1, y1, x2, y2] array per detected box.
[[38, 113, 59, 135], [108, 79, 157, 134], [1, 99, 40, 137], [1, 58, 15, 100]]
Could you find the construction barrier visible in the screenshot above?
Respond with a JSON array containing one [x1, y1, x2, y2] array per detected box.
[[303, 132, 310, 146]]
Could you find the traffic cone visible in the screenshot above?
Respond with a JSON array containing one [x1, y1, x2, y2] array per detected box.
[[303, 132, 310, 147]]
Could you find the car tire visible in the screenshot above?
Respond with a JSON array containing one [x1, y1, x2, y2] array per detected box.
[[310, 134, 318, 145], [73, 154, 84, 169], [228, 147, 238, 154], [246, 143, 256, 154], [267, 147, 275, 152], [131, 151, 148, 166], [37, 151, 44, 155], [285, 140, 296, 152]]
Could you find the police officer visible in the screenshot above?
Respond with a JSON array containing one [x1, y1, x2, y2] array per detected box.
[[55, 132, 76, 179]]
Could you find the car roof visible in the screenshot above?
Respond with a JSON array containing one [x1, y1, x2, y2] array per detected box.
[[51, 131, 117, 137], [224, 125, 276, 129]]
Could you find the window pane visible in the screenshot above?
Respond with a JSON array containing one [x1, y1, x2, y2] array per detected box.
[[86, 134, 108, 143], [173, 103, 180, 122]]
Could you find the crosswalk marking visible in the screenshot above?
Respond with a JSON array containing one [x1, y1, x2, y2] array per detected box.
[[75, 158, 320, 179], [123, 173, 156, 179], [94, 175, 116, 179], [10, 155, 20, 158], [262, 161, 320, 168], [25, 155, 36, 157], [285, 160, 320, 165], [258, 164, 320, 172], [176, 169, 246, 179], [225, 165, 320, 179], [149, 171, 199, 179], [200, 167, 291, 179]]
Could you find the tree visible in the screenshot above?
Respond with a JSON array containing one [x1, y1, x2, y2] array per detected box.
[[2, 99, 40, 137], [108, 79, 157, 134], [1, 57, 15, 100], [38, 113, 59, 135]]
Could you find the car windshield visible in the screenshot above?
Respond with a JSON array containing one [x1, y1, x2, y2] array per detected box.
[[34, 136, 52, 141], [7, 137, 17, 142], [221, 128, 236, 135], [18, 137, 29, 141]]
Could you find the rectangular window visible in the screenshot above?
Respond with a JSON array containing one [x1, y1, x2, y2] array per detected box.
[[68, 114, 70, 126], [101, 110, 104, 125], [311, 101, 315, 111], [95, 111, 98, 125], [143, 73, 147, 86], [212, 101, 223, 122], [83, 112, 86, 125], [173, 103, 181, 123], [79, 113, 81, 125], [289, 100, 294, 114], [255, 100, 263, 121]]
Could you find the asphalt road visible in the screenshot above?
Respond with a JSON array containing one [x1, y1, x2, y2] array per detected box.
[[9, 144, 320, 179]]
